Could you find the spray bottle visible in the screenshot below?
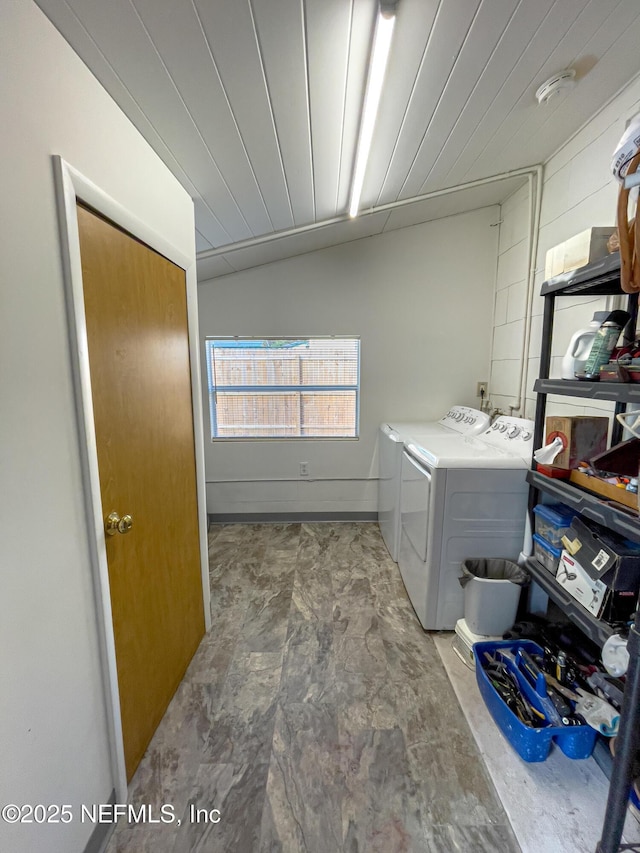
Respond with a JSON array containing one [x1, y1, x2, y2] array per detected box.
[[576, 310, 631, 380]]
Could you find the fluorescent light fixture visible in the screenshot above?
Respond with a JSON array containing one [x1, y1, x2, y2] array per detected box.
[[349, 7, 396, 218]]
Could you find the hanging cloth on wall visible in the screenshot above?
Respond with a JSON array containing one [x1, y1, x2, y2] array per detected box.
[[612, 115, 640, 293]]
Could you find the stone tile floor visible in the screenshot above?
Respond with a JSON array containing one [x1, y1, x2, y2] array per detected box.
[[106, 523, 519, 852]]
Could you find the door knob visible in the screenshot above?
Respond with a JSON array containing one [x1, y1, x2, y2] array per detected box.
[[105, 511, 133, 536]]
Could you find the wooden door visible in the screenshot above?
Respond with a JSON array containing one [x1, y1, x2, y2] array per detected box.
[[77, 204, 205, 780]]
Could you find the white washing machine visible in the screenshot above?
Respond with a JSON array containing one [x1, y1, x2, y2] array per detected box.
[[378, 406, 490, 561], [398, 416, 534, 630]]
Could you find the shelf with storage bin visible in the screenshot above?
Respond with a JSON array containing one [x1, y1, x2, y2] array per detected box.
[[534, 378, 640, 404], [540, 250, 622, 297], [524, 557, 615, 647], [527, 471, 640, 544], [534, 252, 638, 451]]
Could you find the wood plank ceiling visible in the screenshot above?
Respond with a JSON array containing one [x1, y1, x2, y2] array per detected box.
[[36, 0, 640, 278]]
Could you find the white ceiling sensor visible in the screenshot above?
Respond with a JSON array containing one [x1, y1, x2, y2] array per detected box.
[[535, 70, 576, 105]]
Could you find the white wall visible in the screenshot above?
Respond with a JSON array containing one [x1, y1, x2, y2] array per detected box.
[[490, 182, 532, 413], [198, 207, 499, 517], [490, 74, 640, 427], [0, 4, 195, 852]]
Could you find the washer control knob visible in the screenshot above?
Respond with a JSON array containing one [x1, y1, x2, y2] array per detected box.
[[521, 429, 531, 441], [507, 426, 520, 439]]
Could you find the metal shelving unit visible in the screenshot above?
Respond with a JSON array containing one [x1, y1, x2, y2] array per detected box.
[[533, 252, 639, 451], [529, 254, 640, 853], [534, 378, 640, 405], [527, 470, 640, 544], [540, 251, 623, 297]]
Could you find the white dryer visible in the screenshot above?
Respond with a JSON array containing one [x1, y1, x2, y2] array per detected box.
[[378, 406, 490, 561], [398, 416, 534, 630]]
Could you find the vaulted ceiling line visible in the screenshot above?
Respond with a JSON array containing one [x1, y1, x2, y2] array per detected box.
[[246, 0, 294, 228], [373, 0, 443, 208], [196, 163, 538, 260], [129, 0, 254, 236], [415, 0, 524, 197], [190, 0, 274, 235], [444, 0, 560, 187], [396, 0, 484, 202]]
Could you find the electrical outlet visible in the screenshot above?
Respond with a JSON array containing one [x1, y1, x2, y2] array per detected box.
[[299, 462, 309, 477], [476, 381, 488, 398]]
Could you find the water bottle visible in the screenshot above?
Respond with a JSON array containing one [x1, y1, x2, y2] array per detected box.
[[561, 312, 607, 379], [578, 310, 631, 380]]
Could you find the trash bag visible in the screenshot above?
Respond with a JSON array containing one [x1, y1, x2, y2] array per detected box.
[[458, 558, 530, 588]]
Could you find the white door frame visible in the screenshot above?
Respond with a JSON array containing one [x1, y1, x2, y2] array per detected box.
[[52, 156, 211, 800]]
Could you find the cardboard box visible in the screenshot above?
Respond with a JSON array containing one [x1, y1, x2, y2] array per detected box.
[[545, 416, 609, 471], [545, 243, 566, 279], [556, 550, 607, 616], [563, 516, 640, 592], [544, 228, 615, 280], [601, 587, 638, 622], [556, 550, 637, 622]]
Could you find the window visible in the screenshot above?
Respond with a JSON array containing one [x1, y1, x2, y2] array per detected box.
[[206, 337, 360, 439]]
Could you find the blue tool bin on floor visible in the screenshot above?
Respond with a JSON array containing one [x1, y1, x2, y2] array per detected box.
[[473, 640, 597, 763]]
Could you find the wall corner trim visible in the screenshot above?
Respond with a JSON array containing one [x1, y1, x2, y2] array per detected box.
[[83, 789, 116, 853]]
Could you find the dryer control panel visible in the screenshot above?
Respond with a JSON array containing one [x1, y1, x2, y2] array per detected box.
[[439, 405, 490, 436], [480, 416, 535, 459]]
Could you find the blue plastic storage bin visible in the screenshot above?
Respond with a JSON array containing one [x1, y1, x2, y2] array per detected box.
[[474, 639, 597, 763], [532, 533, 562, 573], [532, 503, 578, 549]]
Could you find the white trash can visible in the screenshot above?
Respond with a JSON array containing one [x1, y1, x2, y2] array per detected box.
[[459, 558, 529, 637]]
